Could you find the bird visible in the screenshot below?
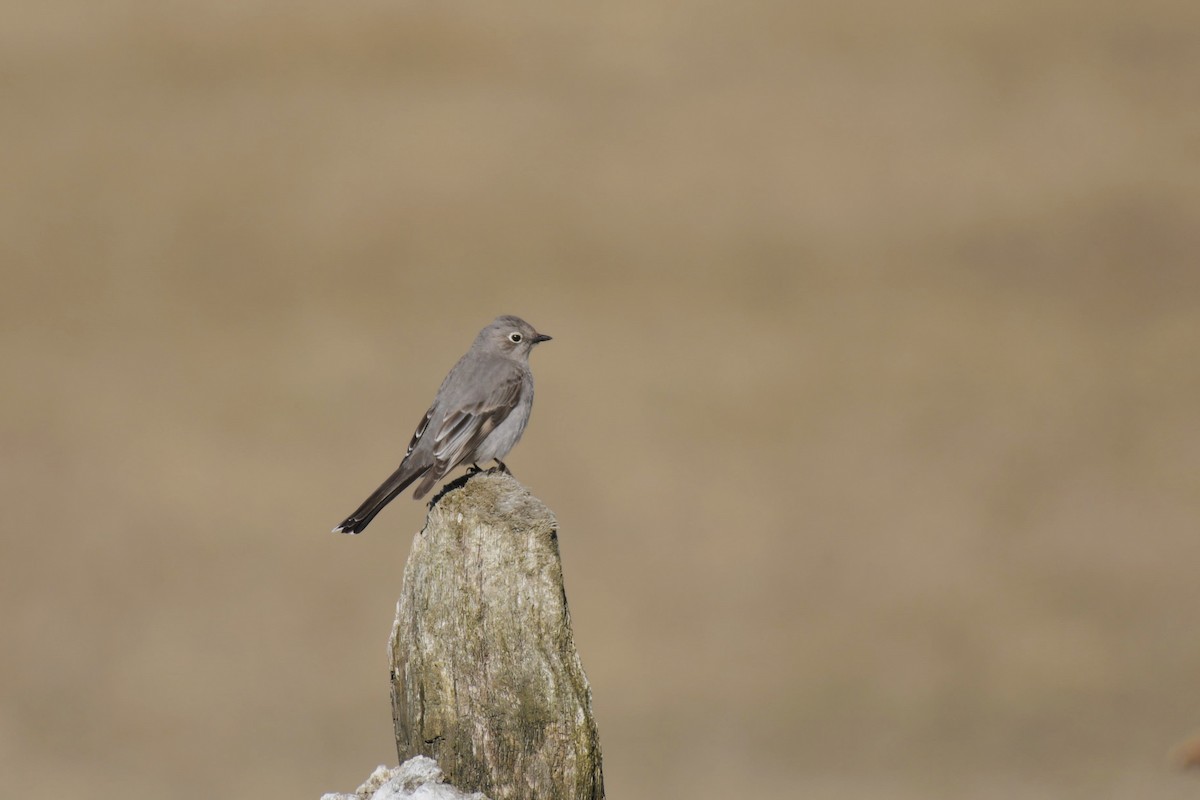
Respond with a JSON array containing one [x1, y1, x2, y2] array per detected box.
[[333, 315, 551, 534]]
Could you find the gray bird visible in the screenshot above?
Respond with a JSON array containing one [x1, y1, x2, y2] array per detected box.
[[333, 315, 551, 534]]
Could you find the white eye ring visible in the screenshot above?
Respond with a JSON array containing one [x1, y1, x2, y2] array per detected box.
[[508, 332, 523, 343]]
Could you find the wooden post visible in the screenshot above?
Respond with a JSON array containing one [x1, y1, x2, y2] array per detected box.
[[389, 471, 604, 800]]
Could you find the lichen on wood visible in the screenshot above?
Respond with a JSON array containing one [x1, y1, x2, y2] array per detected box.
[[390, 471, 604, 800]]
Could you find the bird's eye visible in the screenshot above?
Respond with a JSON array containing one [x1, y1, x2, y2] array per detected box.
[[508, 332, 523, 343]]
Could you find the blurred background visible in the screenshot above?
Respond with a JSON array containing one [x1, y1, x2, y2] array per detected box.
[[2, 1, 1198, 798]]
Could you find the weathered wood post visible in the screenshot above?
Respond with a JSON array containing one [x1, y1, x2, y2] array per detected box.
[[389, 471, 604, 800]]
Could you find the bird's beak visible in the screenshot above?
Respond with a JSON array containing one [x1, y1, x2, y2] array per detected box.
[[532, 333, 553, 344]]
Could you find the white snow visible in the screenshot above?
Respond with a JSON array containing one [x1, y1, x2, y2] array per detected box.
[[321, 756, 490, 800]]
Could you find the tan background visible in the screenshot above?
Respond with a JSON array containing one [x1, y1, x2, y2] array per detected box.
[[3, 1, 1198, 798]]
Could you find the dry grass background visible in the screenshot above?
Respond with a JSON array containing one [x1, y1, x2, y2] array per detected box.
[[2, 1, 1199, 798]]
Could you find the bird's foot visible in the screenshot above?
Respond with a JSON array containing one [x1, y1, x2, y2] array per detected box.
[[492, 459, 510, 474], [466, 463, 483, 475]]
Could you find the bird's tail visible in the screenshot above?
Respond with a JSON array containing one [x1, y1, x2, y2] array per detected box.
[[332, 462, 429, 534]]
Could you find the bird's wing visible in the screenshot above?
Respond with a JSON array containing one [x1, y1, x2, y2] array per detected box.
[[427, 363, 524, 470], [404, 406, 435, 459]]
